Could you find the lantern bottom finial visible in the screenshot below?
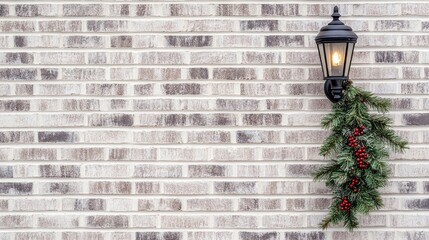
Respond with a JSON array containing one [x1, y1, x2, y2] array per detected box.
[[324, 78, 347, 103]]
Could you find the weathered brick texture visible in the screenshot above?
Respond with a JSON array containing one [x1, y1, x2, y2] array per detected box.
[[0, 1, 428, 239]]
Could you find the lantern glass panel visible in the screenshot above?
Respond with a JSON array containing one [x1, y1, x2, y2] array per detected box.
[[344, 42, 355, 77], [325, 42, 347, 77], [317, 43, 328, 78]]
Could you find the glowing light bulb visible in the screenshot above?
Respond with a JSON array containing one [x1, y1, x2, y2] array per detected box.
[[332, 52, 341, 66]]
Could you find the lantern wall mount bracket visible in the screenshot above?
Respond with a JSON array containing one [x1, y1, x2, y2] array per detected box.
[[315, 6, 358, 103]]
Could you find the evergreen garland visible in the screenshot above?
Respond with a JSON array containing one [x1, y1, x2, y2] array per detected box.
[[313, 80, 408, 231]]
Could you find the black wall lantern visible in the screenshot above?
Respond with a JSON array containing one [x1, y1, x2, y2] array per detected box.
[[315, 6, 358, 102]]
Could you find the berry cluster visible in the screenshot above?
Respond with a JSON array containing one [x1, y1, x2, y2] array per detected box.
[[349, 177, 359, 193], [354, 125, 365, 136], [348, 135, 358, 147], [340, 197, 351, 211], [355, 146, 369, 168]]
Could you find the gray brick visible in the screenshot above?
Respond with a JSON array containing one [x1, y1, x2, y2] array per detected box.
[[214, 182, 256, 194], [38, 131, 78, 143], [240, 20, 278, 31], [0, 100, 30, 111], [136, 232, 183, 240], [40, 68, 58, 80], [0, 131, 34, 143], [0, 69, 37, 81], [111, 36, 133, 48], [89, 114, 134, 127], [284, 232, 325, 240], [262, 4, 299, 16], [214, 68, 257, 80], [265, 35, 304, 47], [0, 182, 32, 195], [0, 5, 9, 16], [239, 232, 279, 240], [405, 199, 429, 209], [163, 84, 201, 95], [166, 36, 213, 47], [15, 5, 39, 17], [403, 114, 429, 125], [87, 215, 129, 228], [39, 165, 80, 178], [0, 166, 13, 178], [63, 4, 103, 16]]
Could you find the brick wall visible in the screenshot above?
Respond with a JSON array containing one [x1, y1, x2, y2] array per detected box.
[[0, 1, 428, 240]]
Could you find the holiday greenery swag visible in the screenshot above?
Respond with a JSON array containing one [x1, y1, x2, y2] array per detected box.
[[313, 80, 408, 231]]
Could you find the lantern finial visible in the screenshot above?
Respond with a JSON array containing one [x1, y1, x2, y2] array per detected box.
[[330, 6, 341, 23]]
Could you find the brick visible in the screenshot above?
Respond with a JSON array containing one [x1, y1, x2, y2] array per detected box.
[[111, 36, 133, 48], [0, 100, 30, 111], [265, 35, 304, 47], [236, 130, 281, 143], [239, 198, 282, 211], [84, 165, 131, 178], [135, 131, 183, 144], [0, 215, 32, 228], [0, 182, 32, 195], [0, 166, 13, 178], [88, 84, 126, 96], [214, 68, 257, 80], [89, 181, 131, 194], [108, 148, 156, 161], [215, 182, 256, 194], [374, 20, 419, 31], [136, 182, 160, 194], [63, 4, 103, 16], [38, 131, 78, 143], [39, 20, 81, 32], [188, 232, 233, 240], [215, 215, 257, 228], [164, 182, 209, 195], [188, 165, 232, 178], [240, 232, 279, 240], [391, 215, 429, 227], [375, 51, 419, 63], [0, 53, 33, 64], [39, 52, 84, 64], [89, 114, 134, 127], [241, 20, 278, 31], [161, 216, 209, 228], [16, 232, 56, 240], [62, 232, 105, 240], [188, 68, 209, 79], [243, 114, 282, 126], [136, 232, 183, 240], [63, 198, 105, 211], [110, 4, 129, 16], [132, 215, 157, 228], [262, 4, 299, 16], [37, 215, 79, 228], [166, 36, 212, 47], [403, 114, 429, 125], [262, 215, 305, 228], [37, 182, 81, 195], [87, 215, 129, 228], [0, 5, 9, 16], [0, 69, 37, 81], [163, 84, 201, 95], [0, 131, 34, 143], [134, 164, 182, 178], [218, 4, 254, 16], [188, 131, 231, 144], [138, 199, 182, 211], [405, 199, 429, 210], [39, 165, 80, 178]]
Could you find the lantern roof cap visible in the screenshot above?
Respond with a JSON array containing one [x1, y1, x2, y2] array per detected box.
[[315, 6, 358, 43]]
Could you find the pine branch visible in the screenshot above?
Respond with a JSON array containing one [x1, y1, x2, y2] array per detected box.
[[313, 82, 408, 231]]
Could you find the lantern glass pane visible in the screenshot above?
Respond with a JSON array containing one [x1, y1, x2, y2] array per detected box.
[[317, 43, 328, 78], [344, 42, 355, 77], [325, 43, 347, 77]]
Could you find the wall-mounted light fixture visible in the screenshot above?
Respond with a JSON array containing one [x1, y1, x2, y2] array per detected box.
[[315, 6, 358, 102]]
